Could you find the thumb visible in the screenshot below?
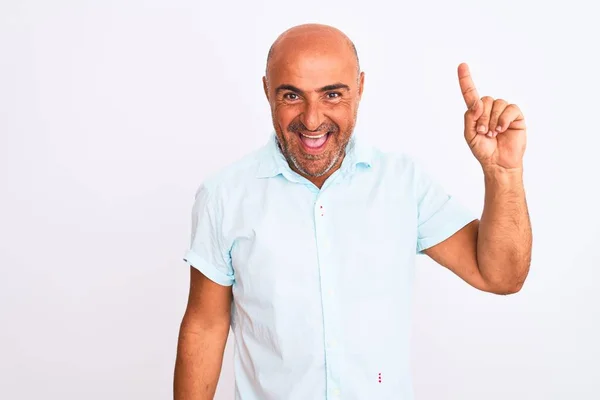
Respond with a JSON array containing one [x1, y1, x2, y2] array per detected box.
[[464, 98, 483, 142]]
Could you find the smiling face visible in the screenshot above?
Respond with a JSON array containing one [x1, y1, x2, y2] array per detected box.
[[263, 25, 364, 187]]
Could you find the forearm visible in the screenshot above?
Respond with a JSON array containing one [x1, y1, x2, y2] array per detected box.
[[174, 322, 230, 400], [477, 165, 532, 293]]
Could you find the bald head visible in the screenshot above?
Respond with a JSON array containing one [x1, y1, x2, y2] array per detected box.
[[265, 24, 360, 80], [261, 24, 365, 187]]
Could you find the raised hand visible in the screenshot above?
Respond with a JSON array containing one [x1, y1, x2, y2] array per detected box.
[[458, 63, 527, 170]]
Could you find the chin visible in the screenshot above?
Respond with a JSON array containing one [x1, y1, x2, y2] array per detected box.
[[303, 155, 339, 177]]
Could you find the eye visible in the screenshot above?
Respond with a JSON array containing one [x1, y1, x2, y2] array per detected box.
[[327, 92, 341, 99], [284, 93, 299, 101]]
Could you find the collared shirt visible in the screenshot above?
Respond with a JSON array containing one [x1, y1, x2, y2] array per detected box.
[[183, 132, 476, 400]]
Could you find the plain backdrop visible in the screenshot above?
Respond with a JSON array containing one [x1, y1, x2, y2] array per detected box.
[[1, 0, 599, 399]]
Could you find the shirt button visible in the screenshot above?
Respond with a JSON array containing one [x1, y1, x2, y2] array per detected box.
[[332, 388, 340, 396], [328, 289, 334, 297]]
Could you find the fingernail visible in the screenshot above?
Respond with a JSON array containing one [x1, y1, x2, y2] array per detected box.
[[487, 132, 493, 138], [478, 125, 486, 133], [496, 125, 502, 132]]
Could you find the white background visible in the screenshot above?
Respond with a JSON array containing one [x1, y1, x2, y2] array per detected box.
[[1, 0, 599, 399]]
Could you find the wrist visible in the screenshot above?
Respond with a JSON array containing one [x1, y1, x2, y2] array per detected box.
[[483, 164, 524, 186]]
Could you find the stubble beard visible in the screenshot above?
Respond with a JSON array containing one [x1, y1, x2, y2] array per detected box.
[[276, 130, 351, 178]]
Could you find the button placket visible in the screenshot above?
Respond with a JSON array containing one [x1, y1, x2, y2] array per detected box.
[[315, 196, 342, 398]]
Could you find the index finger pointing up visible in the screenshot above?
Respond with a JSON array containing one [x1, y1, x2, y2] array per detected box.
[[458, 63, 480, 109]]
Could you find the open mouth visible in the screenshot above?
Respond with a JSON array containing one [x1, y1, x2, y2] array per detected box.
[[297, 131, 331, 151]]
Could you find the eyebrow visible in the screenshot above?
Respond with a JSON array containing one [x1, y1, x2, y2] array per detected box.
[[275, 83, 351, 96]]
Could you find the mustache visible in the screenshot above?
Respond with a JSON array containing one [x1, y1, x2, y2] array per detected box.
[[288, 120, 339, 134]]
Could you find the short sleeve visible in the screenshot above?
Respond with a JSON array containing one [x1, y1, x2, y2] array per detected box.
[[182, 184, 235, 286], [414, 162, 477, 254]]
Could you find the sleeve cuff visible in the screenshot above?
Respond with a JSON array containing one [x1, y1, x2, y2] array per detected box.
[[416, 195, 477, 253], [183, 250, 235, 286]]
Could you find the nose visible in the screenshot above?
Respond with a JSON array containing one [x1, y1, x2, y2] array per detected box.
[[300, 101, 324, 132]]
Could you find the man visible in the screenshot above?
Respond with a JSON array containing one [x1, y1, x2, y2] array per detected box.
[[174, 23, 532, 400]]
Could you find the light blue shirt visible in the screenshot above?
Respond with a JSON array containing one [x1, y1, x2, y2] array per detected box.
[[183, 132, 476, 400]]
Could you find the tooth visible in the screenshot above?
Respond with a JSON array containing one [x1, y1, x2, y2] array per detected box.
[[301, 133, 326, 139]]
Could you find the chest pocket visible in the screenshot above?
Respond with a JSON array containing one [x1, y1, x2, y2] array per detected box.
[[328, 182, 417, 292]]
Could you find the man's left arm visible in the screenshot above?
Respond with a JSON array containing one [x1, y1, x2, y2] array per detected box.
[[423, 63, 532, 295], [478, 166, 532, 292], [423, 167, 532, 295]]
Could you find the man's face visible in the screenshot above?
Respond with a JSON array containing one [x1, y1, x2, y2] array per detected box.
[[264, 48, 364, 180]]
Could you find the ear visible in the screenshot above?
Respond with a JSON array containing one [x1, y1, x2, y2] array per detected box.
[[262, 76, 270, 101], [357, 71, 365, 100]]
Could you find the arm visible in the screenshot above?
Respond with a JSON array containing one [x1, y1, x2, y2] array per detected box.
[[477, 165, 532, 292], [423, 166, 532, 295], [424, 63, 533, 295], [174, 267, 232, 399]]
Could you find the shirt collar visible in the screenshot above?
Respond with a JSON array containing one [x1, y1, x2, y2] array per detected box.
[[256, 131, 373, 179]]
